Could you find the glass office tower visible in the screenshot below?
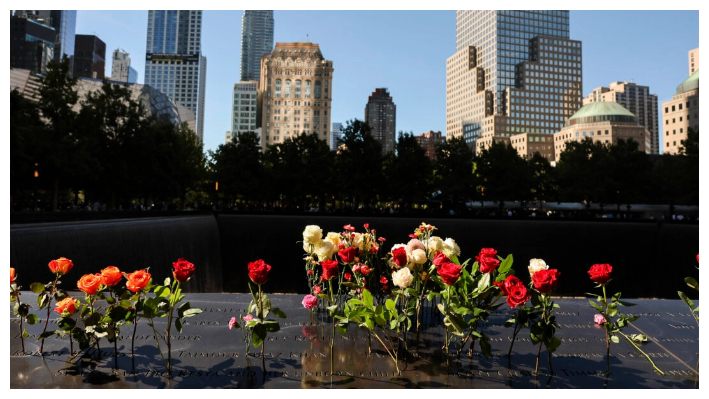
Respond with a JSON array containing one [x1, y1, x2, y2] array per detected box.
[[240, 11, 274, 82]]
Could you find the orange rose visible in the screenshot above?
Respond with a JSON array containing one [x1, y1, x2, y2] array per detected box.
[[48, 257, 74, 275], [77, 274, 102, 295], [100, 266, 123, 287], [54, 297, 78, 315], [10, 268, 16, 284], [126, 270, 151, 293]]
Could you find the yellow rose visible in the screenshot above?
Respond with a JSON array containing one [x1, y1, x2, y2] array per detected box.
[[303, 225, 323, 245]]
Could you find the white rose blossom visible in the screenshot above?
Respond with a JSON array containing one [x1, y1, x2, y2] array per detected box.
[[303, 225, 323, 245], [392, 268, 414, 289], [324, 232, 341, 247], [406, 239, 426, 255], [410, 249, 428, 264], [442, 238, 461, 258], [314, 240, 336, 261], [528, 258, 549, 278], [427, 236, 444, 252], [352, 233, 365, 250]]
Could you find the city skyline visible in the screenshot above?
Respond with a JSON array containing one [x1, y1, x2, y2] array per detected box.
[[70, 10, 699, 155]]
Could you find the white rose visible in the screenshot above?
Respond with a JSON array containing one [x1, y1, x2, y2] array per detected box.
[[324, 232, 341, 247], [528, 258, 549, 278], [303, 241, 314, 254], [406, 239, 425, 255], [314, 240, 335, 261], [427, 236, 444, 252], [303, 225, 323, 244], [442, 238, 461, 258], [352, 233, 365, 250], [410, 249, 427, 264], [392, 268, 414, 289]]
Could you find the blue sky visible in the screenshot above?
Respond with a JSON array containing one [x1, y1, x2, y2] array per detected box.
[[75, 10, 699, 155]]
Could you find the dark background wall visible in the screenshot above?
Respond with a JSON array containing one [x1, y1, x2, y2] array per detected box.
[[10, 214, 698, 298]]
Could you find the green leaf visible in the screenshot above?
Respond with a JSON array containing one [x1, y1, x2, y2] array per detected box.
[[678, 291, 695, 309], [385, 299, 396, 312], [327, 305, 338, 317], [337, 324, 347, 336], [317, 293, 331, 304], [364, 317, 374, 330], [22, 330, 29, 339], [498, 254, 513, 274], [390, 319, 399, 330], [30, 282, 45, 294], [154, 286, 170, 298], [109, 306, 128, 322], [252, 324, 266, 348], [263, 320, 280, 332], [479, 334, 492, 359], [271, 307, 288, 319], [37, 293, 48, 309], [164, 277, 171, 286], [38, 331, 55, 340], [362, 289, 374, 308], [610, 335, 620, 344], [685, 277, 698, 291], [477, 273, 490, 292], [175, 318, 183, 333], [454, 306, 474, 316], [105, 296, 116, 305], [58, 317, 75, 331], [26, 314, 39, 325], [629, 334, 647, 343], [17, 303, 30, 318], [617, 300, 636, 307], [443, 314, 466, 336], [437, 303, 445, 315], [546, 335, 562, 353]]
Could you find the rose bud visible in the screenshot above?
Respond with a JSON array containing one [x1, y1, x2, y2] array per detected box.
[[48, 257, 73, 275], [344, 273, 352, 282]]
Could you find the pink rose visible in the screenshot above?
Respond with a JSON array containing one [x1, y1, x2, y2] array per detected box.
[[594, 314, 606, 325], [313, 285, 322, 295], [243, 314, 254, 322], [228, 317, 237, 330], [302, 294, 318, 310]]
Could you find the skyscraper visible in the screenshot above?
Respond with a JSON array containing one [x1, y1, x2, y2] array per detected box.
[[144, 10, 207, 141], [36, 10, 76, 63], [330, 122, 343, 151], [72, 34, 106, 79], [111, 49, 138, 83], [231, 80, 259, 142], [446, 10, 582, 153], [364, 88, 396, 154], [584, 81, 659, 154], [259, 42, 334, 151], [240, 11, 274, 82], [10, 13, 56, 74], [688, 48, 699, 75]]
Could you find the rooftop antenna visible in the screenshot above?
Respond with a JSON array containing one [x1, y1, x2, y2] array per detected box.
[[306, 33, 310, 42]]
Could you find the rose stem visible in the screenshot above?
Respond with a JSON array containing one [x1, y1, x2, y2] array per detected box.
[[39, 274, 60, 354]]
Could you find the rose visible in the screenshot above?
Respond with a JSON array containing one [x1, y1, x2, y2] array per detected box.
[[352, 264, 362, 274], [442, 238, 461, 258], [228, 317, 237, 330], [48, 257, 73, 275], [100, 266, 123, 287], [392, 268, 414, 289], [338, 247, 357, 264], [433, 251, 450, 266], [313, 285, 322, 294], [54, 297, 78, 315], [77, 274, 102, 295], [406, 239, 425, 255], [320, 260, 339, 281], [380, 276, 388, 285], [351, 233, 365, 250], [528, 258, 549, 278], [437, 262, 462, 286], [243, 314, 254, 322], [360, 265, 370, 275], [494, 275, 529, 309], [324, 232, 341, 247], [344, 273, 352, 281], [427, 236, 444, 252], [314, 240, 336, 261], [302, 294, 318, 310], [173, 258, 196, 283], [532, 269, 560, 295], [594, 314, 606, 325], [476, 248, 501, 274], [10, 268, 16, 284], [303, 225, 323, 244], [248, 259, 271, 284], [392, 247, 408, 267], [126, 270, 151, 293], [588, 264, 612, 285], [410, 249, 427, 265], [343, 224, 355, 232]]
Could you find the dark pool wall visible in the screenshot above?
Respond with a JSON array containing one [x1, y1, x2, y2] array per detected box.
[[11, 214, 698, 298]]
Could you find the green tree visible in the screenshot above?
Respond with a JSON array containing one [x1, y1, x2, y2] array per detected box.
[[556, 138, 614, 208], [527, 152, 555, 209], [432, 136, 476, 211], [334, 119, 384, 210], [385, 132, 432, 209], [474, 141, 529, 211], [10, 90, 46, 194], [208, 131, 264, 206]]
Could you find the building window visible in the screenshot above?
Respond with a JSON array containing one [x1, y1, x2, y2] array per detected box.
[[295, 80, 301, 98], [314, 80, 321, 99], [305, 80, 311, 98], [275, 80, 281, 97], [285, 80, 291, 98]]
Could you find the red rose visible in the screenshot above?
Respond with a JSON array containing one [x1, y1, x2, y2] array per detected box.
[[343, 224, 355, 232], [380, 276, 388, 284], [476, 248, 501, 274], [307, 269, 314, 275], [437, 262, 462, 286], [352, 264, 361, 274], [532, 269, 560, 294], [433, 251, 450, 266], [588, 264, 612, 285], [360, 265, 370, 276], [48, 257, 73, 275], [338, 247, 357, 264], [248, 259, 271, 285], [494, 275, 529, 309], [363, 223, 369, 229], [11, 268, 16, 284], [313, 285, 322, 294], [378, 237, 386, 242], [173, 258, 196, 283], [320, 260, 339, 281], [344, 273, 352, 282], [392, 247, 408, 267], [370, 245, 379, 253]]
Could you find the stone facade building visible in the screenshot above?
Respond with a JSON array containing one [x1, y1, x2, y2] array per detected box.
[[415, 131, 445, 160], [509, 132, 555, 161], [258, 42, 334, 150], [662, 71, 699, 155]]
